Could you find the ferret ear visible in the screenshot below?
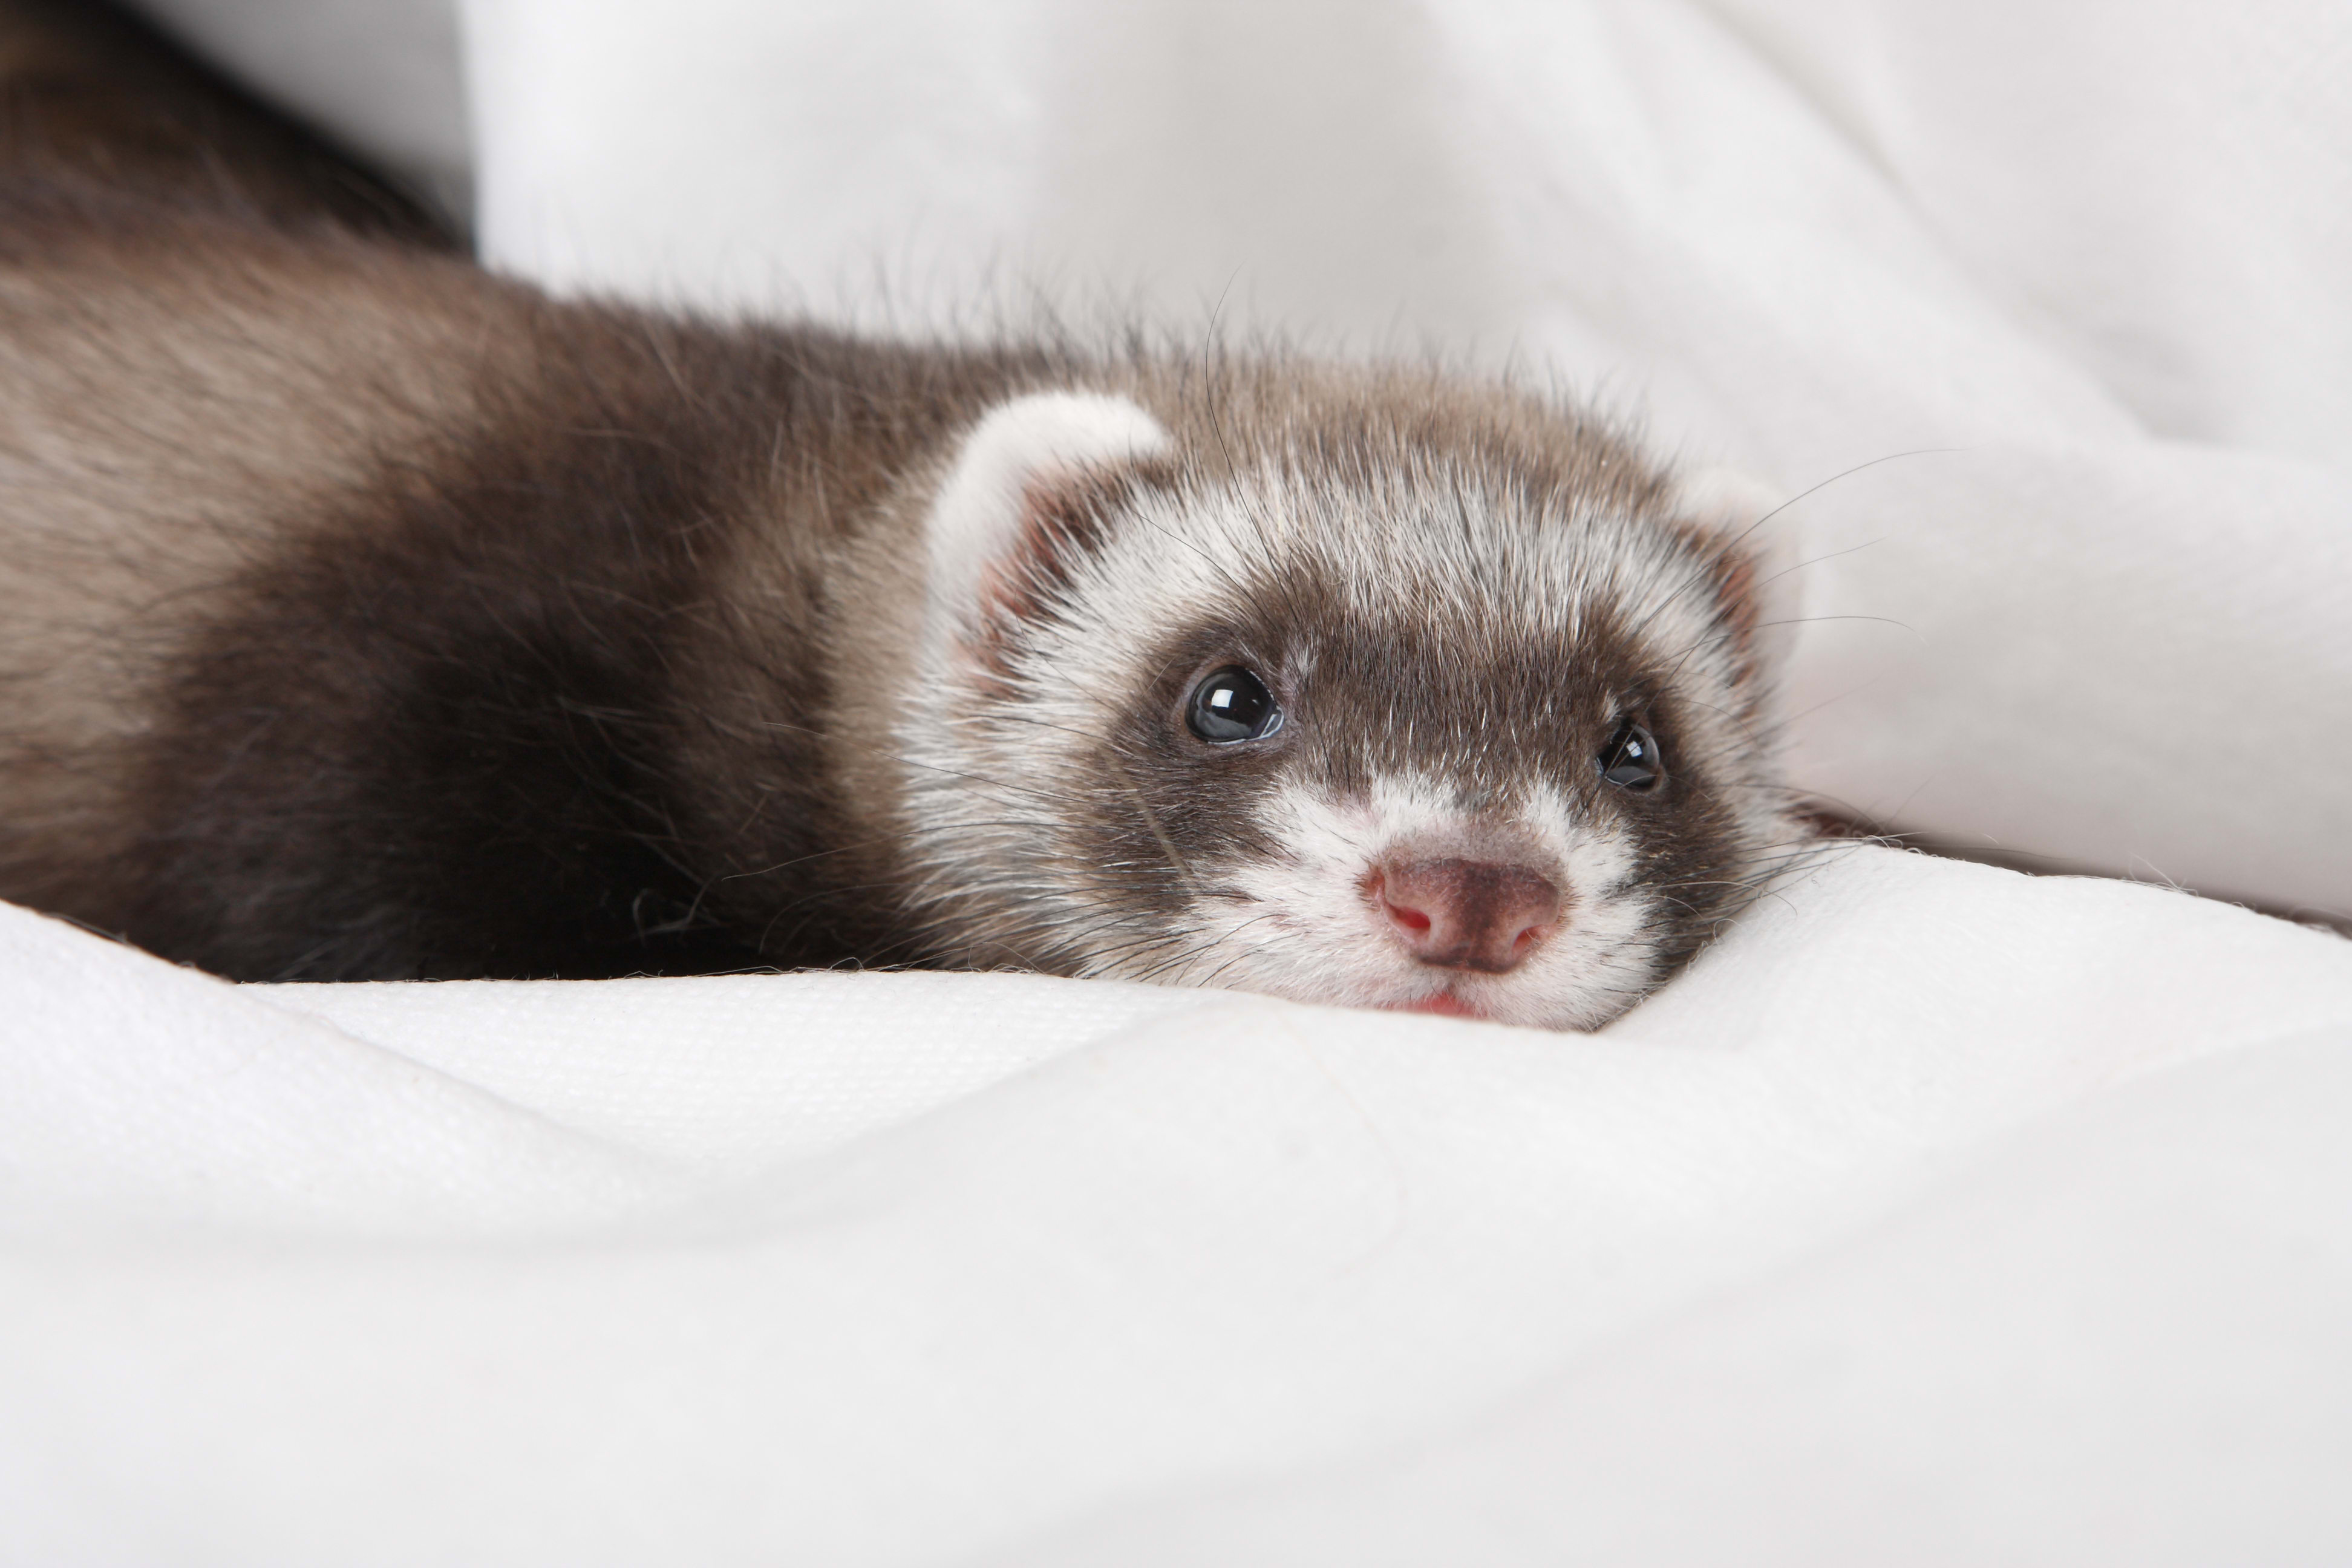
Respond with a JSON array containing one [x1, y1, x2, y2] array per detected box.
[[923, 391, 1172, 656], [1673, 466, 1802, 679]]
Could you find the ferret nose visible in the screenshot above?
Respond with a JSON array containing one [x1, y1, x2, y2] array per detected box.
[[1374, 857, 1562, 974]]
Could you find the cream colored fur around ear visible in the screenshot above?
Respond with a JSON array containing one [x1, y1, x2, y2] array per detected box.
[[1675, 465, 1803, 676], [923, 391, 1171, 642]]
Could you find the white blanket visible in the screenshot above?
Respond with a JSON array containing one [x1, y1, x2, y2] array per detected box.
[[13, 1, 2352, 1561]]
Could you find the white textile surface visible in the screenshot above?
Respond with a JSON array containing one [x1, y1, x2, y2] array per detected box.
[[10, 849, 2352, 1565], [23, 0, 2352, 1561]]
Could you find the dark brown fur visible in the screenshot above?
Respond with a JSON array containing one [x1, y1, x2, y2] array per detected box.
[[0, 2, 1063, 976]]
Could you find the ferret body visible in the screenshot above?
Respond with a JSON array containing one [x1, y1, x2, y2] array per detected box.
[[0, 0, 1802, 1028]]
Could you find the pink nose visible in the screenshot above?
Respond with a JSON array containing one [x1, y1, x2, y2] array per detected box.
[[1373, 857, 1563, 974]]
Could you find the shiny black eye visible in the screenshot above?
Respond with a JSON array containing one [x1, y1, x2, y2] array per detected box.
[[1598, 719, 1664, 791], [1186, 667, 1282, 743]]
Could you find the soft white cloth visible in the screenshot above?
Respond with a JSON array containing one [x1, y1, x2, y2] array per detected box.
[[8, 849, 2351, 1565], [20, 1, 2352, 1561]]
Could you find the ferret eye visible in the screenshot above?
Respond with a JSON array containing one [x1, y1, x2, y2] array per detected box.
[[1186, 667, 1282, 743], [1598, 720, 1664, 791]]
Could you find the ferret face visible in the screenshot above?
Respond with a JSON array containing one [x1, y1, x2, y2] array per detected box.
[[899, 387, 1797, 1031]]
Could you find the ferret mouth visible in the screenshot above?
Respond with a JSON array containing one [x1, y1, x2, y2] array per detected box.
[[1385, 993, 1485, 1019]]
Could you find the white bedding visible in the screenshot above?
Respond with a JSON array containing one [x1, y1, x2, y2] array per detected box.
[[11, 1, 2352, 1561]]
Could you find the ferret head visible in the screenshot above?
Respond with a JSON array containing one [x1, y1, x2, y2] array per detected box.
[[897, 374, 1799, 1030]]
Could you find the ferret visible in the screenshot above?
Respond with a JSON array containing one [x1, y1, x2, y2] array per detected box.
[[0, 0, 1805, 1029]]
